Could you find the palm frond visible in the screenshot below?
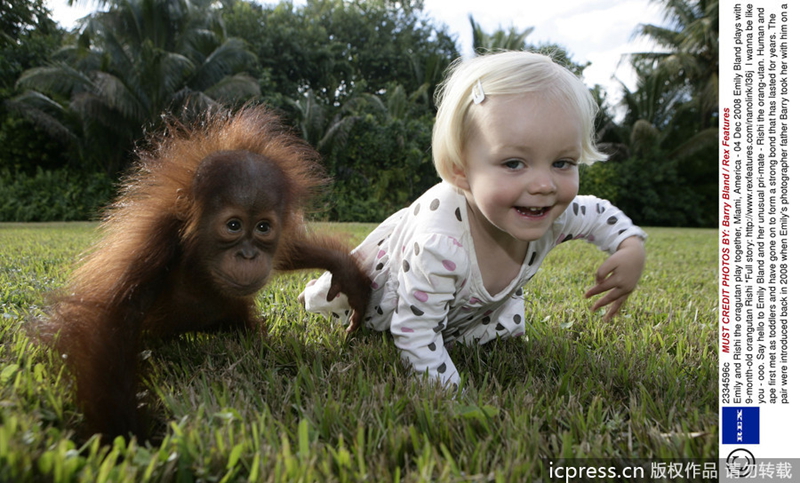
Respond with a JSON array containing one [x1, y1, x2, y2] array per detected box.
[[93, 71, 148, 121], [667, 127, 718, 160], [191, 39, 257, 90], [16, 63, 96, 98], [5, 92, 77, 143], [202, 73, 261, 104]]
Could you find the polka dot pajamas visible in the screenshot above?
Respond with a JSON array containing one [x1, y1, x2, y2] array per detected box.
[[301, 182, 646, 387]]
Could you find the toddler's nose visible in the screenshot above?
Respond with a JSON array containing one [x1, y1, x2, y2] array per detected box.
[[526, 172, 556, 194]]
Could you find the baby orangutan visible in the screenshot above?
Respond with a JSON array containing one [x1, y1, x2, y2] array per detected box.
[[36, 106, 370, 442]]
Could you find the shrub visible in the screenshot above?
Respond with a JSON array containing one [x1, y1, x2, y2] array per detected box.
[[323, 115, 438, 222], [0, 168, 114, 221]]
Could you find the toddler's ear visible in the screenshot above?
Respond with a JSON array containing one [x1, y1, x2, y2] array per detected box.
[[451, 164, 471, 192]]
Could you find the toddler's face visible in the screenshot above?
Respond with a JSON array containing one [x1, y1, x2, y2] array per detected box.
[[455, 92, 581, 243]]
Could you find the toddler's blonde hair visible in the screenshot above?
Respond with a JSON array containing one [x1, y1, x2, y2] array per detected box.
[[432, 51, 607, 185]]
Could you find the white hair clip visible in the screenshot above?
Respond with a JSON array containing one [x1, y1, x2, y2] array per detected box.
[[472, 79, 485, 104]]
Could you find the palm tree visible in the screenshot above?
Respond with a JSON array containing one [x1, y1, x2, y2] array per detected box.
[[469, 14, 533, 54], [591, 53, 718, 227], [612, 0, 719, 180], [292, 86, 401, 156], [406, 51, 449, 111], [467, 16, 586, 76], [630, 0, 718, 130], [11, 0, 259, 175]]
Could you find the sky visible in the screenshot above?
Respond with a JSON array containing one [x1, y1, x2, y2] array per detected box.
[[423, 0, 667, 101], [45, 0, 668, 105]]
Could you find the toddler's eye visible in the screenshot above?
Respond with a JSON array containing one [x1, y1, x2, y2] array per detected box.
[[503, 160, 524, 170], [553, 159, 576, 169]]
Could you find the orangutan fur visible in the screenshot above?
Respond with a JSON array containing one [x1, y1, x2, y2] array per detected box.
[[35, 106, 370, 442]]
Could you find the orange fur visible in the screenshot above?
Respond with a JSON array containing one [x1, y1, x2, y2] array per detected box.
[[35, 106, 370, 442]]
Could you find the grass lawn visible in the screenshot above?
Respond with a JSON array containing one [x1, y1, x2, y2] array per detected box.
[[0, 222, 718, 482]]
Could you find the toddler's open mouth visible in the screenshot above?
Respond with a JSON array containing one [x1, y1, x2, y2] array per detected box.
[[515, 206, 550, 217]]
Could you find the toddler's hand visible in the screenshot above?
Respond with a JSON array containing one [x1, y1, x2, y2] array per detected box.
[[327, 259, 372, 333], [584, 236, 645, 321]]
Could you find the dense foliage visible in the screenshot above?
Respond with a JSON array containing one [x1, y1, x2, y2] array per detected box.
[[1, 0, 718, 226], [0, 168, 113, 221]]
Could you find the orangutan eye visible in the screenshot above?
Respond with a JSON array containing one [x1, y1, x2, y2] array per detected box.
[[226, 219, 243, 232], [256, 221, 271, 234]]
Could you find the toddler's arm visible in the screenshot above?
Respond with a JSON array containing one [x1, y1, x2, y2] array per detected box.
[[584, 235, 646, 321], [558, 197, 647, 320], [391, 235, 468, 387]]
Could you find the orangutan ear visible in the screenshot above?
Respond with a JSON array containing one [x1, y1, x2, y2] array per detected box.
[[174, 189, 191, 220]]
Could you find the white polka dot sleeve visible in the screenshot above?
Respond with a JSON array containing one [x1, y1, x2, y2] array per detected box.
[[299, 271, 352, 321], [389, 234, 469, 387], [557, 196, 647, 252]]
